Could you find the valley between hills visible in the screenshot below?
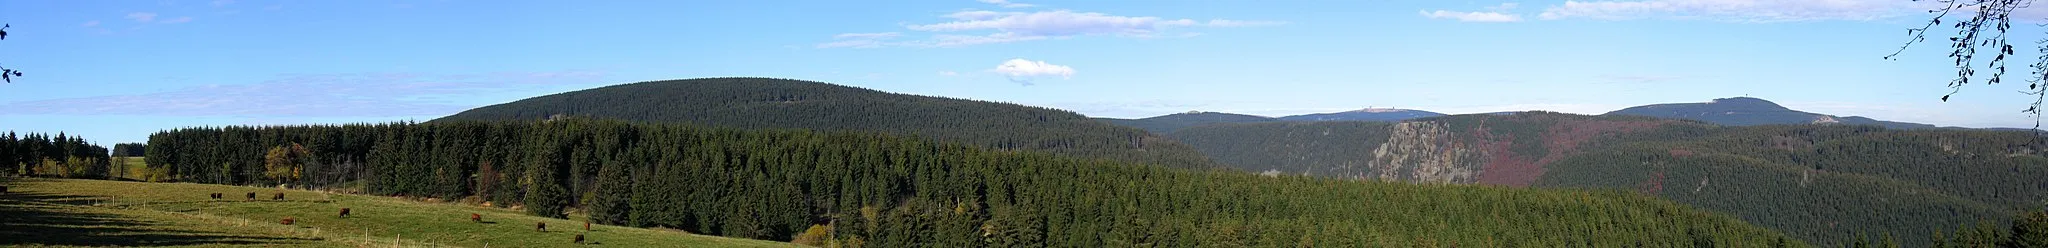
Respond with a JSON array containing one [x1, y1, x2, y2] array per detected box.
[[6, 77, 2046, 247]]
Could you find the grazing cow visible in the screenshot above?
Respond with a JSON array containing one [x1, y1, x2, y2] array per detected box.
[[338, 208, 351, 218], [574, 234, 585, 244], [214, 193, 222, 199], [280, 217, 295, 225], [245, 192, 256, 200], [537, 222, 547, 232], [470, 213, 482, 223], [272, 192, 285, 201], [584, 222, 591, 231]]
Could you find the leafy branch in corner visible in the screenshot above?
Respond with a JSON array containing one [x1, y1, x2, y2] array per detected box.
[[1888, 0, 2047, 130], [0, 24, 19, 83]]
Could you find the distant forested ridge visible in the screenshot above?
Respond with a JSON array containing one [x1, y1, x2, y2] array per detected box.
[[1094, 112, 1278, 134], [1, 132, 112, 178], [1604, 97, 1938, 129], [433, 77, 1214, 169], [1094, 109, 1444, 134], [1164, 111, 2048, 246], [143, 119, 1805, 247]]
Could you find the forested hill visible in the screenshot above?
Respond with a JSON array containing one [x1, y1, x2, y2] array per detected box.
[[143, 119, 1805, 246], [1276, 108, 1445, 122], [433, 77, 1214, 168], [1094, 109, 1444, 134], [1604, 97, 1937, 129], [1163, 111, 2048, 246], [1092, 112, 1277, 134]]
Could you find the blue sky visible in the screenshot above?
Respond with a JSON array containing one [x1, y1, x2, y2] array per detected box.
[[2, 0, 2045, 144]]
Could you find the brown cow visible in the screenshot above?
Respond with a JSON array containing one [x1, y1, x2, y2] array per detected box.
[[584, 222, 591, 231], [536, 222, 547, 232], [272, 192, 284, 201], [280, 217, 295, 225], [574, 234, 585, 244], [470, 213, 482, 223], [245, 192, 256, 200], [208, 193, 218, 199], [338, 208, 351, 218]]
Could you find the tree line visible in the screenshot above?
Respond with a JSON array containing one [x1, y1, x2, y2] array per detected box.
[[144, 118, 1804, 246], [0, 132, 112, 178]]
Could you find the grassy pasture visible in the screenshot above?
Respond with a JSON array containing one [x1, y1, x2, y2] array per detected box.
[[0, 177, 797, 247]]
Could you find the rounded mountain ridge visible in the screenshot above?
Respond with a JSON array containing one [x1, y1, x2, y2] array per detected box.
[[433, 77, 1219, 168]]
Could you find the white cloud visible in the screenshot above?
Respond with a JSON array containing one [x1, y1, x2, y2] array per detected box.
[[1422, 3, 1524, 22], [1488, 3, 1520, 11], [211, 0, 234, 7], [1421, 10, 1524, 22], [80, 20, 100, 27], [931, 32, 1048, 46], [938, 71, 960, 76], [126, 12, 158, 23], [161, 17, 193, 24], [990, 59, 1074, 85], [1536, 0, 1920, 22], [977, 0, 1035, 8], [820, 9, 1280, 48], [908, 10, 1197, 36]]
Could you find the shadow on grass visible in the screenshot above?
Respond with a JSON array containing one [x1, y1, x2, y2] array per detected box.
[[0, 179, 319, 246]]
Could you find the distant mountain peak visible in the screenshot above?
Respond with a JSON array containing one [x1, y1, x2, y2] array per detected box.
[[1705, 97, 1792, 111], [1345, 107, 1412, 113]]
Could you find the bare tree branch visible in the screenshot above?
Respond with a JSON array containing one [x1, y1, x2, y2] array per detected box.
[[1893, 0, 2046, 131]]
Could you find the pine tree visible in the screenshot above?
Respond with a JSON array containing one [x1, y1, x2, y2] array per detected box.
[[588, 156, 633, 225]]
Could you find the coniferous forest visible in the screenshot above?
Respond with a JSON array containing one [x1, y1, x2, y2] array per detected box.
[[0, 132, 113, 178], [144, 119, 1805, 247], [434, 77, 1217, 169]]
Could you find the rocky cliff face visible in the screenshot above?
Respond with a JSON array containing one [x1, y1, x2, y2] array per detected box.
[[1368, 121, 1484, 183]]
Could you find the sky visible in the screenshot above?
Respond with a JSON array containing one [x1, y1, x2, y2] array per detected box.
[[3, 0, 2047, 144]]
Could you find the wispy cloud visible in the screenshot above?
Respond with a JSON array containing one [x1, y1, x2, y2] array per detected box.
[[211, 0, 234, 7], [80, 21, 100, 27], [816, 32, 902, 48], [0, 71, 608, 117], [820, 8, 1281, 48], [938, 71, 960, 76], [1422, 3, 1525, 22], [990, 58, 1074, 85], [124, 12, 194, 25], [977, 0, 1035, 8], [1536, 0, 1919, 22], [1421, 10, 1524, 22], [125, 12, 159, 23]]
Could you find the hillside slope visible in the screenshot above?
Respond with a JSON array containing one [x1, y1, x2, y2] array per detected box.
[[1605, 97, 1936, 129], [434, 77, 1214, 168], [1093, 111, 1277, 134], [1095, 109, 1444, 135], [1277, 108, 1445, 122], [141, 119, 1807, 247], [0, 178, 796, 247], [1165, 112, 2046, 246]]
